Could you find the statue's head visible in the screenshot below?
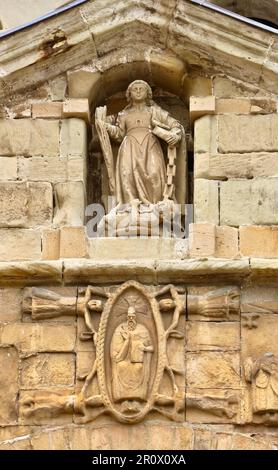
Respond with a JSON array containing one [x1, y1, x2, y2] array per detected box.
[[126, 80, 153, 105], [88, 299, 103, 312], [127, 306, 137, 330]]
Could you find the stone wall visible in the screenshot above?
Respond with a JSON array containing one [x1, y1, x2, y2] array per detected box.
[[0, 0, 278, 451]]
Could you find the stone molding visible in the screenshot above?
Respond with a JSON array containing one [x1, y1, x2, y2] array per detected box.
[[2, 257, 278, 286], [0, 0, 277, 102]]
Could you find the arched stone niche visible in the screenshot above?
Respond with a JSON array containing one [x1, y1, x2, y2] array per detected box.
[[67, 54, 211, 213]]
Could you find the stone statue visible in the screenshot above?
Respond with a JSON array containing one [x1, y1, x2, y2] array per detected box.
[[110, 306, 154, 403], [245, 353, 278, 423], [95, 80, 184, 205]]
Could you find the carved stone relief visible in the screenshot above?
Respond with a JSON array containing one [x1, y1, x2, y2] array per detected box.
[[245, 354, 278, 425], [21, 282, 186, 424]]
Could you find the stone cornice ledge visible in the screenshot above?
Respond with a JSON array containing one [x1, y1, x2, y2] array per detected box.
[[0, 261, 63, 286], [0, 257, 257, 286]]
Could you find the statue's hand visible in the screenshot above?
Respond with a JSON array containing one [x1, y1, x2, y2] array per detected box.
[[165, 130, 181, 147], [95, 105, 107, 121]]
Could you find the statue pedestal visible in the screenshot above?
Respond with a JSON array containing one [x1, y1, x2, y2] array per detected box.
[[88, 237, 188, 260]]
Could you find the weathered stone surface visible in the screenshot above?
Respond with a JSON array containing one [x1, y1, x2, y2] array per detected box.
[[0, 229, 41, 261], [0, 182, 52, 228], [250, 258, 278, 280], [241, 286, 278, 314], [60, 118, 87, 159], [53, 182, 85, 227], [0, 289, 22, 322], [218, 114, 278, 153], [189, 96, 215, 122], [194, 179, 219, 224], [240, 226, 278, 257], [220, 179, 278, 226], [20, 353, 75, 389], [188, 223, 216, 257], [188, 286, 240, 321], [0, 261, 63, 286], [0, 119, 60, 157], [186, 322, 240, 351], [195, 152, 278, 180], [242, 313, 278, 359], [1, 323, 76, 353], [0, 182, 28, 228], [28, 183, 53, 227], [156, 259, 249, 284], [60, 226, 88, 258], [0, 426, 33, 450], [42, 229, 60, 261], [19, 389, 73, 425], [18, 157, 67, 183], [186, 352, 240, 389], [0, 157, 17, 180], [194, 116, 217, 155], [186, 388, 239, 424], [215, 432, 275, 450], [32, 102, 63, 119], [64, 259, 157, 284], [215, 226, 239, 259], [62, 99, 90, 123], [216, 98, 250, 114], [89, 238, 187, 260], [0, 347, 19, 425]]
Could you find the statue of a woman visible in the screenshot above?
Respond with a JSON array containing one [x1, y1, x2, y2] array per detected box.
[[95, 80, 185, 206]]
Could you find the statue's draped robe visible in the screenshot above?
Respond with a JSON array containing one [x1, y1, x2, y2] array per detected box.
[[110, 322, 153, 401], [107, 104, 184, 204]]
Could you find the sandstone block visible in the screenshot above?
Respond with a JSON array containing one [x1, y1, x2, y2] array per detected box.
[[240, 226, 278, 257], [42, 229, 60, 260], [0, 182, 52, 228], [190, 96, 215, 122], [195, 152, 278, 180], [220, 179, 278, 226], [1, 323, 76, 353], [189, 223, 216, 257], [186, 322, 240, 351], [0, 229, 41, 261], [62, 99, 90, 123], [194, 115, 217, 155], [60, 226, 88, 258], [18, 156, 67, 183], [186, 352, 240, 389], [88, 238, 185, 260], [216, 99, 250, 114], [0, 347, 18, 425], [215, 226, 239, 258], [53, 182, 85, 227], [20, 353, 75, 389], [0, 182, 28, 227], [213, 76, 259, 98], [241, 314, 278, 360], [0, 119, 60, 157], [32, 102, 63, 119], [28, 182, 53, 227], [0, 289, 22, 322], [0, 157, 17, 180], [68, 157, 86, 181], [194, 179, 219, 224], [218, 114, 278, 153], [60, 118, 87, 159], [241, 286, 278, 314]]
